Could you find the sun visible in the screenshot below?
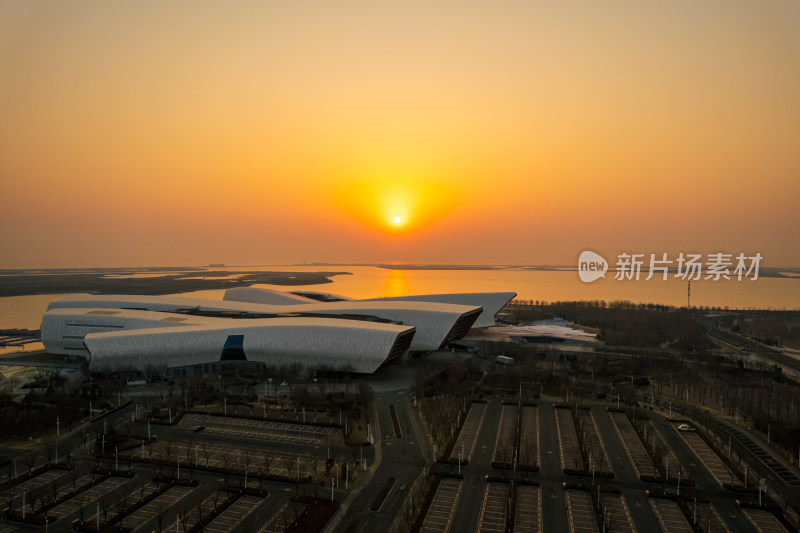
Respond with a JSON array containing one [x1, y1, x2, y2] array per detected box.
[[393, 216, 402, 224]]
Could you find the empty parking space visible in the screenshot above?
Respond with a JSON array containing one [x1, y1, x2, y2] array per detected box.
[[743, 508, 790, 533], [519, 407, 539, 469], [48, 475, 130, 519], [477, 482, 509, 532], [555, 408, 585, 472], [42, 473, 94, 517], [676, 430, 743, 489], [610, 412, 654, 479], [687, 501, 730, 533], [128, 485, 194, 530], [650, 498, 693, 533], [492, 406, 517, 465], [513, 485, 541, 533], [181, 490, 234, 531], [566, 489, 598, 533], [203, 494, 265, 533], [10, 468, 66, 496], [259, 500, 307, 533], [599, 492, 635, 533], [9, 470, 90, 514], [579, 411, 613, 476], [449, 403, 486, 462], [645, 421, 681, 482], [181, 413, 342, 446], [420, 478, 463, 533], [125, 440, 314, 478]]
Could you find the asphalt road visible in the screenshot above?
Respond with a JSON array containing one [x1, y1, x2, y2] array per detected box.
[[335, 389, 426, 533]]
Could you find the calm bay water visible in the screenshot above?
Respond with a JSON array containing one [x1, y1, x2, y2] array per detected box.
[[0, 266, 798, 330]]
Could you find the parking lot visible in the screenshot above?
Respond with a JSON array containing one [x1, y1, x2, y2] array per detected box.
[[476, 482, 508, 532], [687, 500, 730, 533], [180, 490, 233, 531], [180, 413, 342, 447], [48, 475, 131, 519], [676, 430, 743, 489], [646, 421, 682, 481], [610, 411, 654, 479], [555, 408, 585, 472], [566, 489, 598, 533], [419, 477, 463, 533], [492, 406, 517, 465], [125, 440, 315, 479], [650, 498, 694, 533], [599, 491, 635, 533], [258, 500, 307, 533], [513, 484, 540, 533], [8, 468, 65, 498], [519, 407, 539, 468], [449, 403, 486, 462], [579, 411, 612, 476], [128, 484, 194, 531], [202, 494, 265, 533], [742, 508, 790, 533]]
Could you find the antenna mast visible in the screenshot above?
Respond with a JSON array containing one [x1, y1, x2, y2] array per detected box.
[[688, 279, 691, 308]]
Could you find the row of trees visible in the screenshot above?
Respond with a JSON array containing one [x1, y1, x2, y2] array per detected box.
[[506, 300, 712, 349]]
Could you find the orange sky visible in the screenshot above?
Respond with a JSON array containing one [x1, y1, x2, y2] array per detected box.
[[1, 1, 798, 268]]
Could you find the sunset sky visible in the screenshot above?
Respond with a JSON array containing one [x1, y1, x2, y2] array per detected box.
[[1, 1, 798, 268]]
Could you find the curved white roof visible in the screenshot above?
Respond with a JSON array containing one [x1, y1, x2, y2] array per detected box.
[[43, 309, 415, 374], [223, 287, 515, 328], [84, 318, 413, 374], [362, 292, 516, 328], [224, 286, 317, 305], [47, 295, 481, 351]]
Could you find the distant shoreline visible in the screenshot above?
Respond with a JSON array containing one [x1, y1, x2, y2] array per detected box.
[[0, 263, 797, 298], [0, 270, 351, 298]]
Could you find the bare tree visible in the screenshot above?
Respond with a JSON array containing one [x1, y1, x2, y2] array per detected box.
[[164, 441, 174, 477], [212, 487, 222, 511], [24, 450, 36, 475], [75, 493, 87, 524], [116, 493, 129, 525], [60, 440, 74, 466], [202, 443, 211, 468], [70, 465, 81, 491], [185, 443, 193, 475], [177, 502, 189, 532], [99, 492, 114, 527], [262, 453, 273, 477], [281, 456, 296, 480], [44, 439, 56, 465], [243, 451, 252, 487], [4, 378, 20, 397], [49, 476, 63, 507], [221, 452, 231, 485]]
